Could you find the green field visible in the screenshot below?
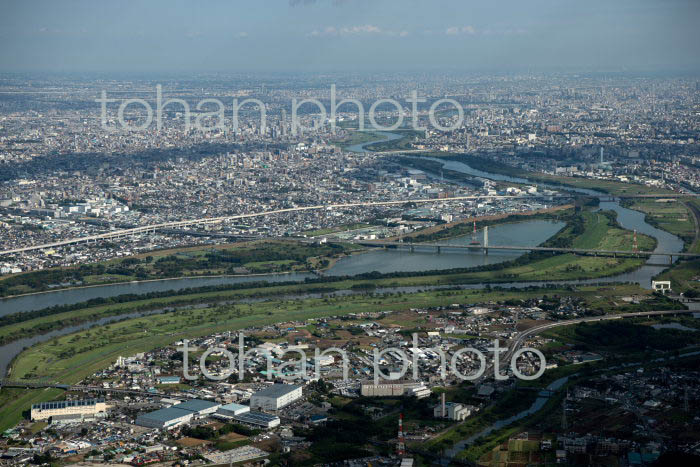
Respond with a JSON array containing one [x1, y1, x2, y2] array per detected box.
[[0, 282, 663, 431], [0, 239, 354, 297], [363, 129, 425, 152], [657, 258, 700, 294], [333, 129, 389, 150], [0, 209, 657, 347], [687, 199, 700, 253], [623, 199, 696, 248]]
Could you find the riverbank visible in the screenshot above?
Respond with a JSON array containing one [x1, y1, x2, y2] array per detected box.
[[621, 198, 697, 250], [0, 205, 658, 348], [335, 129, 390, 150], [421, 153, 678, 197], [0, 283, 670, 432], [0, 239, 355, 299], [387, 204, 574, 242], [398, 154, 686, 284]]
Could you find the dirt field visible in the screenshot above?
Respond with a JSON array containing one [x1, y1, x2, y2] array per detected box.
[[177, 437, 213, 447], [220, 432, 248, 442]]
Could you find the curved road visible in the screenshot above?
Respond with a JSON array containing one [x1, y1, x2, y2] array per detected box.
[[501, 308, 695, 373]]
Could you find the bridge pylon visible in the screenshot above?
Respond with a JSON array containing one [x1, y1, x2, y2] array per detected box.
[[483, 226, 489, 255]]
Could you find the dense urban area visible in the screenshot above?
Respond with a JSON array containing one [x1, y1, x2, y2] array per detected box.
[[1, 70, 699, 467]]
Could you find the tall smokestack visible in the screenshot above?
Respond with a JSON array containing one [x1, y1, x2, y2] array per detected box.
[[442, 393, 446, 418]]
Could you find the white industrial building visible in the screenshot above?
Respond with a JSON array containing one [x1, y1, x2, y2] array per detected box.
[[249, 384, 302, 411], [31, 398, 109, 421], [433, 402, 474, 421], [360, 381, 430, 398], [216, 403, 250, 418], [404, 383, 431, 399], [360, 381, 405, 397], [232, 411, 281, 429], [651, 280, 672, 294], [312, 355, 335, 366]]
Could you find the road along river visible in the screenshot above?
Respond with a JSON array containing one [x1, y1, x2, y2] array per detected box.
[[0, 139, 686, 377]]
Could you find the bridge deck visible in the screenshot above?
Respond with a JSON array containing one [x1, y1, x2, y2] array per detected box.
[[352, 240, 698, 258]]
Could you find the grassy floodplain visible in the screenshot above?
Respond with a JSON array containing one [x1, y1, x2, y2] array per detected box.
[[0, 282, 669, 432], [0, 194, 673, 431], [0, 208, 656, 346], [622, 198, 697, 248], [0, 239, 358, 298], [333, 129, 390, 150]]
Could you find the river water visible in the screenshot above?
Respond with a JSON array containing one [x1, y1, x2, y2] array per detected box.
[[345, 130, 404, 153], [416, 156, 684, 285], [440, 348, 700, 462], [443, 375, 570, 460], [324, 219, 564, 276], [0, 134, 686, 377], [0, 272, 315, 317]]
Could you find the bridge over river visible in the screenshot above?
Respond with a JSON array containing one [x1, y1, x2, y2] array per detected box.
[[1, 193, 697, 257], [346, 238, 700, 263]]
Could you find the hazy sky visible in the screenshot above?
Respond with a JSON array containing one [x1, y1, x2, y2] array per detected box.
[[1, 0, 699, 73]]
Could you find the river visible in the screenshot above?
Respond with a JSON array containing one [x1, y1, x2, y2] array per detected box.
[[323, 219, 564, 276], [440, 348, 700, 462], [443, 375, 570, 460], [0, 134, 686, 377], [345, 130, 404, 153], [414, 156, 684, 286]]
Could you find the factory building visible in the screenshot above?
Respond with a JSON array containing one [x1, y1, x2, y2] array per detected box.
[[216, 403, 251, 418], [360, 381, 430, 398], [174, 399, 220, 416], [31, 399, 109, 421], [360, 381, 406, 397], [157, 376, 181, 385], [232, 411, 281, 429], [433, 402, 474, 421], [135, 399, 220, 429], [135, 407, 193, 429], [249, 384, 302, 411]]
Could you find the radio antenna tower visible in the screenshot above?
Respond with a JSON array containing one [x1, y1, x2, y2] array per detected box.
[[470, 220, 481, 248], [397, 413, 406, 457], [633, 230, 639, 253]]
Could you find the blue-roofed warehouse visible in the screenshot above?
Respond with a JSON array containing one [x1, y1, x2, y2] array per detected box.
[[174, 399, 220, 415], [135, 407, 193, 429]]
